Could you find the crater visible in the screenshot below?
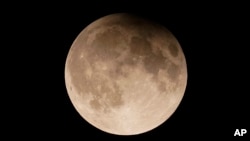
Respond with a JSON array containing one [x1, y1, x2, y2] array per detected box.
[[89, 80, 124, 113], [168, 41, 179, 57]]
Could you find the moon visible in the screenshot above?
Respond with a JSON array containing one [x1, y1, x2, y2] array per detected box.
[[65, 13, 187, 135]]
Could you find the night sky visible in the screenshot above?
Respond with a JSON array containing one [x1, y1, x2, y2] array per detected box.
[[4, 1, 249, 139]]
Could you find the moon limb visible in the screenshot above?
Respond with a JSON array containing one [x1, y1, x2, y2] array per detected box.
[[65, 13, 187, 135]]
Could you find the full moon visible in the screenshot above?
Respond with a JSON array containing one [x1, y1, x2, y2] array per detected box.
[[65, 13, 187, 135]]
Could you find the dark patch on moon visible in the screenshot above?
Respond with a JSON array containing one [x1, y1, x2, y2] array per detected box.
[[127, 26, 181, 92], [109, 62, 130, 78], [90, 28, 127, 61], [124, 57, 137, 67], [167, 62, 180, 81], [129, 36, 152, 56], [168, 42, 179, 57], [158, 81, 167, 92], [143, 52, 167, 75]]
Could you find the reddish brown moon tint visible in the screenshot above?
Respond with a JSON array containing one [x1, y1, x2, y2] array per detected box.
[[65, 13, 187, 135]]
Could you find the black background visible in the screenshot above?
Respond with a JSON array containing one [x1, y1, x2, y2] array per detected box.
[[3, 1, 249, 139]]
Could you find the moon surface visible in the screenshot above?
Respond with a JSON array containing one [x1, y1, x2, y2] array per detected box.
[[65, 13, 187, 135]]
